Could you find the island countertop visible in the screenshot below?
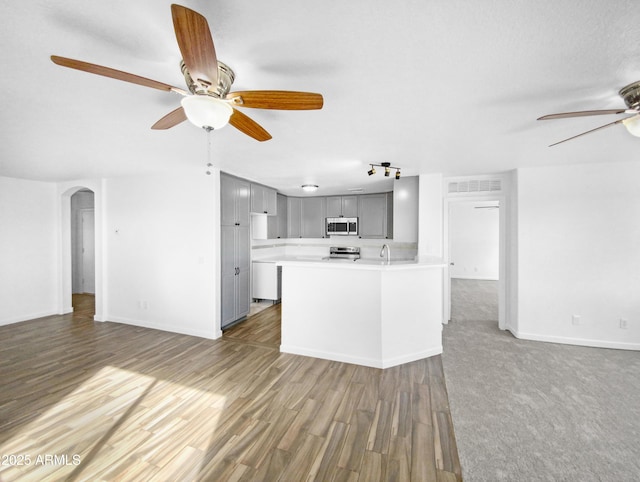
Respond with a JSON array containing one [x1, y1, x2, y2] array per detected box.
[[253, 256, 446, 271]]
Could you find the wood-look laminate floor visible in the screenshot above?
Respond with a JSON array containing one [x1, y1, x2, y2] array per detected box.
[[0, 296, 461, 481]]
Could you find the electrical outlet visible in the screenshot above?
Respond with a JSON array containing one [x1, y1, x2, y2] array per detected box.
[[572, 315, 581, 326], [620, 318, 628, 329]]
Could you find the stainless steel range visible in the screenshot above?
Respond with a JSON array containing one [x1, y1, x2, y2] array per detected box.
[[328, 246, 361, 260]]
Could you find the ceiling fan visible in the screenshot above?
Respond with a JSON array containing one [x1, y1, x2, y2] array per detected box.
[[50, 4, 323, 141], [537, 81, 640, 146]]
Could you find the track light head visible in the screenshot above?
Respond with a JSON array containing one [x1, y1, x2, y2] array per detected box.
[[384, 167, 390, 177], [395, 170, 401, 180], [368, 166, 376, 176]]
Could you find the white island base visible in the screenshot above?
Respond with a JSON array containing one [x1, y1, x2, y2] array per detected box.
[[279, 260, 444, 369]]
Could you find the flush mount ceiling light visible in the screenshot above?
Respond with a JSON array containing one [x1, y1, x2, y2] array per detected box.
[[301, 184, 319, 192], [181, 95, 233, 129], [367, 162, 401, 180]]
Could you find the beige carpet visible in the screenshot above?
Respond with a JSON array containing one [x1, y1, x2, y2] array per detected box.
[[450, 278, 498, 322], [442, 280, 640, 481]]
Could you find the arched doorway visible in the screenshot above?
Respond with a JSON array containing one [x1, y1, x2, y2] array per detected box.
[[60, 183, 103, 321], [70, 189, 95, 316]]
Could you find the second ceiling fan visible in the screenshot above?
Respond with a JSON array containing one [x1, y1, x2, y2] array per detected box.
[[51, 4, 324, 141], [538, 81, 640, 146]]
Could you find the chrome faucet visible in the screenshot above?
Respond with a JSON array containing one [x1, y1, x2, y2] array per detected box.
[[380, 244, 391, 263]]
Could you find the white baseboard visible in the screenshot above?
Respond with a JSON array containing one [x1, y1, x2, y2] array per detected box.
[[0, 311, 57, 327], [107, 315, 220, 340], [512, 330, 640, 351], [381, 347, 443, 368], [280, 344, 442, 369]]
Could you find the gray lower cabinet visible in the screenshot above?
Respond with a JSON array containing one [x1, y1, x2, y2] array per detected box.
[[358, 193, 392, 238], [221, 225, 250, 327], [220, 173, 251, 328]]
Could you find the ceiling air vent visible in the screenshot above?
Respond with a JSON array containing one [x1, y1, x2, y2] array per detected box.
[[448, 179, 502, 194]]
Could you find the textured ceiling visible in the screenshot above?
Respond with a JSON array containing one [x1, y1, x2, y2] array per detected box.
[[1, 0, 639, 195]]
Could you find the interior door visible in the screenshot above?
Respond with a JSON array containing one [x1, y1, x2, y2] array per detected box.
[[447, 200, 500, 321], [81, 209, 95, 294]]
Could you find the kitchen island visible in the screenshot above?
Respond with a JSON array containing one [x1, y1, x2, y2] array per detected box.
[[276, 257, 445, 369]]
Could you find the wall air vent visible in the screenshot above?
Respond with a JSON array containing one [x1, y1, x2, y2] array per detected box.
[[448, 179, 502, 194]]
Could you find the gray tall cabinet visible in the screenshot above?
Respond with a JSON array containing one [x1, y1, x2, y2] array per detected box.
[[220, 173, 250, 328]]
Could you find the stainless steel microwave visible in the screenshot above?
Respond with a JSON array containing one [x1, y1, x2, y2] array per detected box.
[[326, 217, 358, 236]]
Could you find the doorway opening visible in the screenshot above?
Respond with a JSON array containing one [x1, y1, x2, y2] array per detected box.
[[445, 196, 505, 329], [70, 189, 95, 316]]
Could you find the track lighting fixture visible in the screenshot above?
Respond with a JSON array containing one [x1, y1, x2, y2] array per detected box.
[[367, 162, 401, 180]]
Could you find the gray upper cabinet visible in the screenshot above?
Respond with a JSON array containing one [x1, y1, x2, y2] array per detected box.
[[288, 196, 325, 238], [251, 183, 277, 215], [301, 197, 325, 238], [325, 195, 358, 218], [221, 174, 250, 227], [358, 193, 392, 239], [287, 197, 302, 238], [267, 193, 288, 239]]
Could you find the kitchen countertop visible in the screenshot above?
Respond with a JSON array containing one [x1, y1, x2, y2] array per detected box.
[[253, 256, 445, 270]]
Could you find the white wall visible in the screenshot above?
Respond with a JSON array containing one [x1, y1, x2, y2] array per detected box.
[[0, 177, 59, 325], [393, 176, 419, 242], [418, 173, 443, 258], [103, 171, 220, 338], [449, 201, 499, 280], [515, 161, 640, 350]]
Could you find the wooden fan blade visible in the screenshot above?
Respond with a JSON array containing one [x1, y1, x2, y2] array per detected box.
[[151, 106, 187, 130], [538, 109, 632, 120], [228, 108, 272, 141], [227, 91, 324, 110], [548, 118, 625, 147], [171, 4, 218, 88], [50, 55, 186, 94]]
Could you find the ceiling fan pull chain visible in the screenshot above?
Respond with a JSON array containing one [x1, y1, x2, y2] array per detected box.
[[205, 126, 214, 175]]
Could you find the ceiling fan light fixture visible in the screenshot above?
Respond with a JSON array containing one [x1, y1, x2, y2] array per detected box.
[[181, 95, 233, 129], [622, 115, 640, 137]]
